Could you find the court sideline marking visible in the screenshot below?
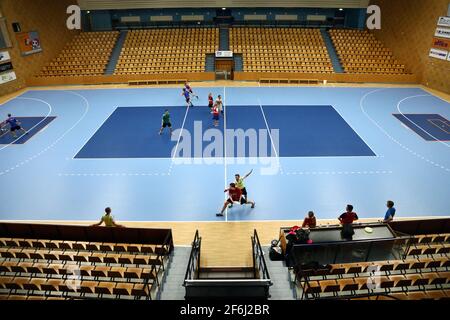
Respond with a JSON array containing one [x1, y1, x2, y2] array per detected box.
[[257, 83, 283, 175], [224, 86, 228, 222], [360, 89, 450, 174]]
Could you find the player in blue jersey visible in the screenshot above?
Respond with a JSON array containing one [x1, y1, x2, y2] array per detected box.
[[185, 81, 198, 99], [182, 88, 194, 107], [2, 114, 27, 138]]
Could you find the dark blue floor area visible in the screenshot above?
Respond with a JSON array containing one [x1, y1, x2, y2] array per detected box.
[[0, 117, 56, 145], [263, 105, 376, 157], [75, 105, 375, 159], [393, 114, 450, 141], [225, 105, 272, 157], [75, 107, 186, 158]]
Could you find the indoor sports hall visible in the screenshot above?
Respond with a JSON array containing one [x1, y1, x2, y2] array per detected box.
[[0, 0, 449, 303]]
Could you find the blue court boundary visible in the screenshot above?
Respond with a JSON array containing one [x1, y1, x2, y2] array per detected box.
[[74, 104, 376, 159]]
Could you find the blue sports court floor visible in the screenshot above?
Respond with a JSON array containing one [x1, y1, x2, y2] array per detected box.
[[0, 86, 449, 222]]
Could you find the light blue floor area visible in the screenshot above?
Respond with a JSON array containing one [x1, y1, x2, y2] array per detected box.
[[0, 86, 449, 222]]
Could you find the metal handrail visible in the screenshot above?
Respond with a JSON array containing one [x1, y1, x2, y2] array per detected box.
[[251, 229, 270, 281], [184, 230, 201, 283]]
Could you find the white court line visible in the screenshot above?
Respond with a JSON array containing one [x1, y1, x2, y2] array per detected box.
[[285, 170, 393, 176], [223, 86, 228, 222], [0, 97, 52, 151], [257, 85, 283, 174], [169, 104, 191, 174], [396, 95, 450, 148], [360, 89, 450, 174], [72, 106, 118, 159]]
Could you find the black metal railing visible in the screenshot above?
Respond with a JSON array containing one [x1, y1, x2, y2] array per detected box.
[[184, 230, 201, 283], [251, 229, 270, 281]]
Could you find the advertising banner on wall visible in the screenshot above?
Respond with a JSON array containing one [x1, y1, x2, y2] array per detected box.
[[435, 27, 450, 39], [431, 37, 450, 50], [0, 70, 16, 84], [216, 51, 233, 58], [0, 50, 10, 62], [437, 16, 450, 27], [429, 48, 449, 60], [0, 61, 13, 73], [16, 31, 43, 56]]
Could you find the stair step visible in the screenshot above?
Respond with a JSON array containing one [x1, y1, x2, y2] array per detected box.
[[320, 29, 344, 74], [105, 30, 128, 75]]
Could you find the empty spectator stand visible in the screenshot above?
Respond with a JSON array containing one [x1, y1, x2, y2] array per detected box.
[[115, 28, 219, 75], [0, 222, 173, 300], [37, 32, 119, 77], [329, 29, 409, 75], [230, 27, 333, 74]]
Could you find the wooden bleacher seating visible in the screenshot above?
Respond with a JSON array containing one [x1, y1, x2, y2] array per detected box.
[[0, 223, 173, 300], [294, 232, 450, 300], [37, 32, 119, 77], [230, 27, 334, 74], [329, 29, 409, 75], [115, 28, 219, 75]]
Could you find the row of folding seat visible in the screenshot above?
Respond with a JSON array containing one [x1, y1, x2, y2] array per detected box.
[[0, 260, 158, 282], [0, 238, 162, 255], [410, 233, 450, 245], [302, 271, 450, 299], [296, 256, 450, 281], [0, 276, 153, 299], [0, 248, 163, 267], [407, 243, 450, 256]]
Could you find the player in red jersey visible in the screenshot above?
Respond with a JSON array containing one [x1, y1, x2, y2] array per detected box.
[[211, 103, 220, 127], [208, 93, 214, 110], [217, 183, 255, 217]]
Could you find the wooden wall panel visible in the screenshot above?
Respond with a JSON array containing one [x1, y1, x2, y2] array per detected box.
[[371, 0, 450, 93], [0, 0, 79, 97], [233, 71, 418, 83]]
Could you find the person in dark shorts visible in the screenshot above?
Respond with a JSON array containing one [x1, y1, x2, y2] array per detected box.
[[4, 114, 27, 138], [338, 205, 359, 240], [211, 104, 220, 127], [217, 183, 255, 217], [235, 170, 253, 199], [159, 109, 172, 135], [208, 93, 214, 110]]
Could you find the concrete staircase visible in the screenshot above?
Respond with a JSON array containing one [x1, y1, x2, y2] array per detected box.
[[263, 246, 296, 300], [159, 247, 191, 300], [233, 54, 244, 71], [205, 54, 215, 72], [320, 29, 344, 73], [104, 30, 128, 75]]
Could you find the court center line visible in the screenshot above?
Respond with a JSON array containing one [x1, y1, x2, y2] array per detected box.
[[223, 86, 228, 222], [360, 89, 450, 174]]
